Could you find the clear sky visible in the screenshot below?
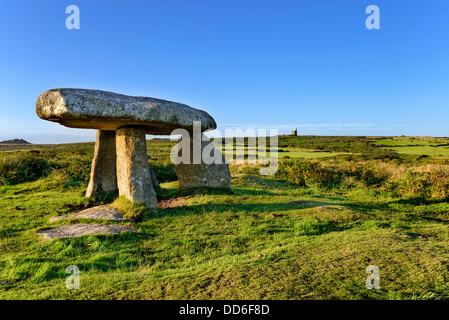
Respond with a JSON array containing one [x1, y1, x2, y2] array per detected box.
[[0, 0, 448, 143]]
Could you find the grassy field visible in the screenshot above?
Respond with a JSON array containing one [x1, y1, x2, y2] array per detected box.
[[373, 136, 449, 160], [373, 136, 449, 147], [218, 146, 350, 159], [389, 146, 449, 159], [1, 136, 449, 299], [279, 149, 351, 159]]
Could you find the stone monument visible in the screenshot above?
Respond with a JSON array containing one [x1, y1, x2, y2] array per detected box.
[[36, 88, 231, 212]]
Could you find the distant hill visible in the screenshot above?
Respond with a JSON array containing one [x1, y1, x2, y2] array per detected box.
[[0, 138, 31, 144]]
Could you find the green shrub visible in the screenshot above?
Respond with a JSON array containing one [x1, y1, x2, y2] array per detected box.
[[275, 159, 391, 189], [0, 152, 52, 185], [382, 167, 449, 200], [57, 156, 92, 186], [274, 159, 344, 188]]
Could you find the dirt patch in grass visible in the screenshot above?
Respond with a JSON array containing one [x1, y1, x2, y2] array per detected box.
[[158, 197, 189, 209], [64, 202, 94, 212]]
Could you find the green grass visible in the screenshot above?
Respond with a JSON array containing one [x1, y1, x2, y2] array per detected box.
[[389, 146, 449, 158], [1, 136, 449, 299], [218, 146, 349, 160], [373, 136, 449, 160], [279, 149, 351, 159], [373, 136, 449, 147]]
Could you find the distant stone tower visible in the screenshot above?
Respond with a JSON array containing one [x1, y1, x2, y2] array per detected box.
[[291, 128, 298, 136]]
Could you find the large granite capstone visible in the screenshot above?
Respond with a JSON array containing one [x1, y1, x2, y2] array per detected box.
[[36, 88, 216, 134]]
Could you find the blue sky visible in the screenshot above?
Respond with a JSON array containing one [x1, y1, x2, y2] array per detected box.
[[0, 0, 448, 143]]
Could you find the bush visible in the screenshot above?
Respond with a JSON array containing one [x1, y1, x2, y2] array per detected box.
[[274, 159, 344, 188], [0, 152, 53, 185], [57, 156, 92, 186], [382, 167, 449, 200], [0, 149, 94, 187], [275, 158, 449, 202], [275, 158, 394, 189]]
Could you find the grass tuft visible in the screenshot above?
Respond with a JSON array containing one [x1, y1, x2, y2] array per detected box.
[[109, 196, 150, 221]]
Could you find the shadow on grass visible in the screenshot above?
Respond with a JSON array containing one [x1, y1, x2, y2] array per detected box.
[[154, 199, 344, 218], [388, 197, 449, 206], [157, 186, 235, 198]]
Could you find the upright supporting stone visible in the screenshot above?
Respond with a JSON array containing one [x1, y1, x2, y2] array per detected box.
[[116, 127, 157, 211], [149, 167, 160, 190], [175, 133, 231, 190], [86, 130, 118, 197]]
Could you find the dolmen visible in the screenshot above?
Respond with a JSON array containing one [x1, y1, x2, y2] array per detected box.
[[36, 88, 231, 212]]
